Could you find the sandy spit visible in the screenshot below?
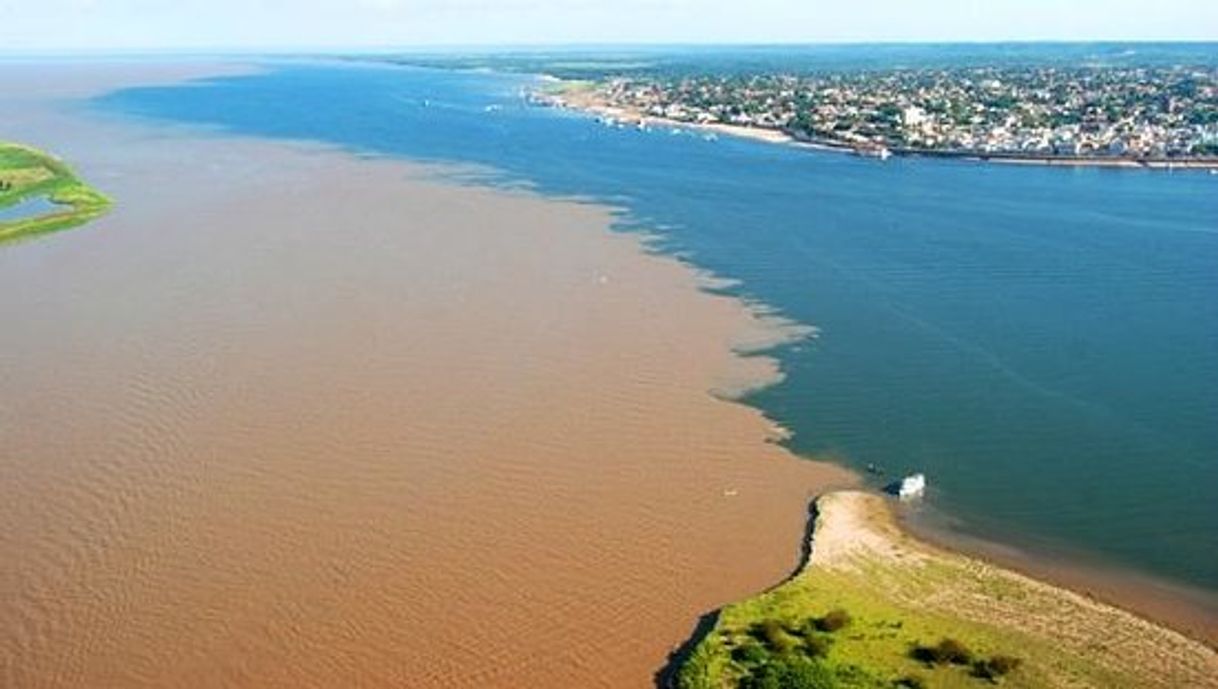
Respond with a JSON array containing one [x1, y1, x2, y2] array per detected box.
[[810, 492, 1218, 687]]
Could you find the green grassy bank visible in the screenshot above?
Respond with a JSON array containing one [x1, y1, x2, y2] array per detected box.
[[676, 492, 1217, 689], [0, 141, 111, 245]]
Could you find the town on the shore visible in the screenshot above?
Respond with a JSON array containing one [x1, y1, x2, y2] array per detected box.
[[546, 64, 1218, 164]]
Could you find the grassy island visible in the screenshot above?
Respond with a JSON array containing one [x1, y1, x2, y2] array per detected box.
[[676, 492, 1218, 689], [0, 141, 111, 245]]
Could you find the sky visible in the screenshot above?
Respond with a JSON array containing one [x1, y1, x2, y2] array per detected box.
[[1, 0, 1216, 52]]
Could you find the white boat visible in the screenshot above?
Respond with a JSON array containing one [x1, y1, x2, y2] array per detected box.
[[855, 145, 892, 160], [897, 473, 926, 500]]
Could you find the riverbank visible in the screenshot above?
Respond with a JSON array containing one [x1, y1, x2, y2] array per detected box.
[[899, 502, 1218, 649], [0, 141, 111, 244], [539, 81, 1218, 170], [678, 491, 1218, 689]]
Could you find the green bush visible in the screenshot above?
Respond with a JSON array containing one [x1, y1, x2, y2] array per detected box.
[[911, 637, 973, 666], [795, 619, 833, 657], [754, 620, 799, 655], [803, 634, 832, 658], [815, 609, 852, 633], [973, 654, 1023, 681], [732, 641, 770, 667], [989, 655, 1021, 674], [740, 654, 838, 689], [937, 638, 973, 665]]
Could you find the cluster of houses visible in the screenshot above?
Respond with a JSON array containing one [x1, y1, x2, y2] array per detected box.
[[594, 65, 1218, 160]]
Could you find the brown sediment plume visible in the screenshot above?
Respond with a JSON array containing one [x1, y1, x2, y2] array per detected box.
[[0, 63, 854, 688]]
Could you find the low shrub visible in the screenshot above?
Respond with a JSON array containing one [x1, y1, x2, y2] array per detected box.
[[939, 638, 973, 665], [815, 609, 852, 633], [803, 634, 832, 658], [754, 620, 799, 655], [988, 655, 1021, 674], [731, 641, 770, 666], [740, 654, 838, 689], [910, 645, 936, 664], [973, 654, 1023, 681], [911, 637, 974, 666]]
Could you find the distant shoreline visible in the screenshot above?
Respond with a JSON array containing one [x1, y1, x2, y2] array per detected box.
[[536, 82, 1218, 171]]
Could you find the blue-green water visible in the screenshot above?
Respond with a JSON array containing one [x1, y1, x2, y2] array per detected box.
[[0, 196, 59, 223], [96, 51, 1218, 591]]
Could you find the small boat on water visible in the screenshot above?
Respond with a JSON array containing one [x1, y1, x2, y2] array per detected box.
[[896, 473, 926, 500], [855, 145, 892, 160]]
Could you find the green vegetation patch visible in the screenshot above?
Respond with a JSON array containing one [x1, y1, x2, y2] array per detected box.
[[0, 141, 112, 245], [676, 492, 1217, 689], [678, 563, 1049, 688]]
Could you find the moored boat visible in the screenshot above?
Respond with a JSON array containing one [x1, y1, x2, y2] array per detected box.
[[896, 473, 926, 499]]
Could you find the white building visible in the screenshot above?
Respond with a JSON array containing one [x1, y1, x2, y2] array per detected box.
[[902, 106, 927, 128]]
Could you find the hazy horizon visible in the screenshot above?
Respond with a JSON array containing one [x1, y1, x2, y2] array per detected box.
[[3, 1, 1216, 54], [4, 40, 1218, 61]]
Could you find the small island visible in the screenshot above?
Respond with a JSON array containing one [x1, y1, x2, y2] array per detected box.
[[675, 492, 1217, 689], [539, 64, 1218, 168], [0, 141, 112, 245]]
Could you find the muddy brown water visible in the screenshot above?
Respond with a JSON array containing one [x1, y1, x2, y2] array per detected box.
[[0, 63, 854, 688]]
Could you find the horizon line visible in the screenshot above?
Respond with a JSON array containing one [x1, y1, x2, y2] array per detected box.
[[3, 38, 1218, 59]]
